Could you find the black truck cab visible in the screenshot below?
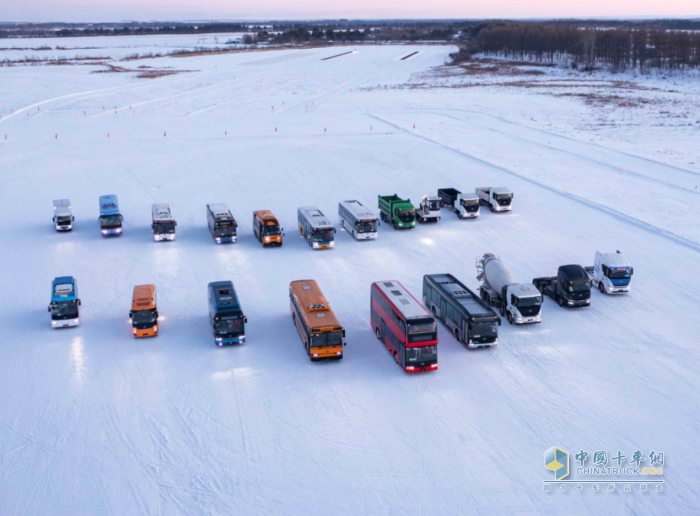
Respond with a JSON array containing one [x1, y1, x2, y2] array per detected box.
[[533, 265, 592, 308]]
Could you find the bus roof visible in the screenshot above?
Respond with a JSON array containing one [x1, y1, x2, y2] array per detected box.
[[373, 280, 430, 320], [339, 200, 376, 221], [132, 284, 156, 311], [152, 203, 174, 222], [425, 274, 496, 318], [298, 207, 334, 230], [99, 195, 120, 216], [51, 276, 77, 303], [290, 280, 342, 330], [209, 281, 242, 313], [207, 203, 234, 220], [254, 210, 279, 224]]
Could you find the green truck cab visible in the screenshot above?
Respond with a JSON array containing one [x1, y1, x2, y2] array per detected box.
[[378, 194, 416, 229]]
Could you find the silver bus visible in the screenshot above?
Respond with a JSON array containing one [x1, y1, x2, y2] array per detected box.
[[298, 206, 335, 249], [338, 200, 378, 240]]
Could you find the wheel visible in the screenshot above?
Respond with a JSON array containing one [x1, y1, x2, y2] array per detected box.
[[431, 306, 437, 318], [375, 327, 381, 340], [507, 312, 513, 325], [454, 329, 461, 342], [599, 282, 605, 294], [499, 305, 505, 317], [558, 296, 565, 307], [394, 352, 399, 364], [458, 213, 463, 219], [490, 206, 494, 212]]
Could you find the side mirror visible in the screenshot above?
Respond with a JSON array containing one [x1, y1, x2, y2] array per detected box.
[[48, 306, 51, 313], [342, 329, 346, 338], [155, 311, 159, 319], [129, 311, 133, 318], [78, 299, 82, 306], [631, 268, 634, 275], [175, 221, 178, 226], [498, 318, 501, 326], [244, 317, 248, 324], [72, 216, 75, 221]]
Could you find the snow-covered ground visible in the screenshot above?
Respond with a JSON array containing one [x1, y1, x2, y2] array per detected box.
[[1, 43, 698, 515]]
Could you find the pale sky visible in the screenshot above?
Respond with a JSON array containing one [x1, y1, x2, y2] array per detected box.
[[1, 0, 699, 23]]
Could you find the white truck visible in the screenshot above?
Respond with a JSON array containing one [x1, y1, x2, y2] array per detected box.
[[151, 203, 177, 241], [52, 199, 74, 231], [586, 251, 634, 294], [476, 253, 542, 325], [437, 188, 480, 219], [415, 195, 441, 223], [476, 187, 513, 213]]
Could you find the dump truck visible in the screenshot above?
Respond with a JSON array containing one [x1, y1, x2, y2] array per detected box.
[[476, 253, 542, 325], [533, 265, 592, 308], [415, 195, 441, 223], [437, 188, 480, 219], [585, 251, 633, 294], [476, 187, 513, 212], [378, 194, 416, 229]]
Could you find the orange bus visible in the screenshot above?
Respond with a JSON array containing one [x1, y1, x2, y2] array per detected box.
[[130, 284, 159, 337], [253, 210, 283, 246], [289, 280, 345, 360]]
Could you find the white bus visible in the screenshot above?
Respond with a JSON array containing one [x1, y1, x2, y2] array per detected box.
[[298, 206, 335, 249], [151, 203, 176, 241], [338, 200, 378, 240]]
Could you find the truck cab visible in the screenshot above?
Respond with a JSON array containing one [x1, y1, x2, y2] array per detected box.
[[49, 276, 81, 328], [130, 284, 159, 337], [458, 192, 480, 218], [534, 265, 592, 308], [589, 251, 633, 294], [99, 195, 123, 236], [53, 199, 74, 231], [476, 187, 513, 213], [503, 284, 542, 324], [253, 210, 283, 246], [151, 203, 176, 241], [416, 196, 441, 223]]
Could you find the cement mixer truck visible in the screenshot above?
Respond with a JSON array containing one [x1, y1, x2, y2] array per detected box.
[[476, 253, 543, 325]]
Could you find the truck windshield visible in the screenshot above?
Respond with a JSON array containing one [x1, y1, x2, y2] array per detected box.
[[310, 331, 343, 347], [608, 268, 631, 279], [569, 282, 592, 292], [428, 201, 440, 210], [57, 216, 72, 225], [215, 317, 243, 335], [100, 215, 121, 227], [312, 229, 334, 242], [51, 302, 79, 319], [357, 220, 377, 233], [516, 296, 542, 307], [262, 225, 281, 236], [462, 199, 479, 206], [215, 222, 235, 236], [154, 222, 175, 234], [397, 209, 415, 222], [471, 321, 497, 337], [132, 309, 157, 325], [495, 194, 512, 205], [406, 345, 437, 363]]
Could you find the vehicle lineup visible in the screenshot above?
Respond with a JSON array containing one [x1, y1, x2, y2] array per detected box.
[[45, 192, 633, 370]]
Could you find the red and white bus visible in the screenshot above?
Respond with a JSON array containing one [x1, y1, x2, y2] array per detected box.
[[370, 280, 438, 373]]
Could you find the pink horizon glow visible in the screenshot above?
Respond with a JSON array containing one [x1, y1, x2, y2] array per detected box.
[[1, 0, 699, 23]]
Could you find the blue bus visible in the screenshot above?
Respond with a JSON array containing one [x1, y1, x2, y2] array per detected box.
[[99, 195, 123, 236], [48, 276, 81, 328], [208, 281, 247, 345]]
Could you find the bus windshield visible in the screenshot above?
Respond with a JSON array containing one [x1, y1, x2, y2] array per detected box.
[[100, 215, 121, 227], [471, 321, 497, 337], [154, 222, 175, 234], [406, 345, 437, 363], [310, 331, 343, 348], [262, 225, 281, 236], [312, 229, 334, 242], [51, 302, 78, 319], [215, 222, 235, 237], [215, 317, 243, 335], [132, 309, 157, 325], [407, 318, 437, 343], [357, 220, 377, 233]]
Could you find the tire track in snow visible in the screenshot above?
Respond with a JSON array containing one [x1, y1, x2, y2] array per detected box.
[[369, 113, 700, 254]]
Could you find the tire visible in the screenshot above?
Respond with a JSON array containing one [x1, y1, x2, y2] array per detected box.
[[431, 306, 437, 318], [507, 312, 513, 325], [500, 305, 505, 317], [394, 352, 399, 364], [599, 282, 605, 294], [558, 296, 565, 307], [375, 327, 381, 340], [454, 329, 461, 342]]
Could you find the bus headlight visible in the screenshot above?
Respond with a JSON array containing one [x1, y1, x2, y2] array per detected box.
[[313, 242, 319, 249], [102, 230, 108, 235], [329, 241, 335, 248]]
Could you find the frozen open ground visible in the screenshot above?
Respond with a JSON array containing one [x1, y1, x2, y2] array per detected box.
[[1, 40, 699, 515]]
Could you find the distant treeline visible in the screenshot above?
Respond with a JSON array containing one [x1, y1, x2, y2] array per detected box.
[[270, 26, 456, 44], [0, 23, 249, 39], [460, 23, 700, 71]]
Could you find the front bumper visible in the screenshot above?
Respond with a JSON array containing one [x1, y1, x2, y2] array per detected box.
[[52, 318, 79, 328], [56, 225, 73, 231], [567, 299, 591, 307], [310, 349, 343, 360], [215, 236, 236, 244], [101, 228, 122, 236], [216, 335, 245, 346], [514, 315, 542, 324], [405, 363, 438, 373], [313, 241, 334, 249], [154, 234, 175, 241], [355, 232, 377, 240], [134, 325, 158, 338], [467, 338, 497, 349], [608, 287, 631, 294]]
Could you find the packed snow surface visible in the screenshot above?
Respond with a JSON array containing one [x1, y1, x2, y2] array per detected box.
[[1, 43, 698, 515]]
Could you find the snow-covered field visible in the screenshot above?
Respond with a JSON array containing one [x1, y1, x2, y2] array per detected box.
[[1, 42, 698, 515]]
